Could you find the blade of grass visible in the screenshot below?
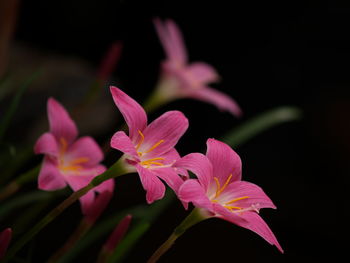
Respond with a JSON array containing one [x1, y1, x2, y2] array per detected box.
[[222, 106, 302, 147]]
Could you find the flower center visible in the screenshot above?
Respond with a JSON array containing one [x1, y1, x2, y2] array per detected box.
[[58, 138, 89, 173], [135, 130, 166, 169], [211, 173, 249, 212]]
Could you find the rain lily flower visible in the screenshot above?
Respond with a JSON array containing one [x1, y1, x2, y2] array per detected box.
[[151, 18, 242, 116], [176, 138, 283, 252], [110, 86, 188, 204], [34, 98, 114, 214], [0, 228, 11, 259]]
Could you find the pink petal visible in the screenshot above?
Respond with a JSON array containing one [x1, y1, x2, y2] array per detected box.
[[140, 111, 188, 157], [174, 153, 212, 192], [187, 62, 220, 84], [189, 87, 242, 117], [66, 136, 104, 166], [110, 131, 139, 159], [103, 214, 132, 253], [222, 181, 276, 209], [237, 212, 284, 253], [38, 157, 67, 191], [212, 202, 248, 225], [166, 19, 188, 65], [135, 164, 166, 204], [160, 148, 189, 178], [152, 167, 184, 195], [110, 86, 147, 142], [206, 138, 242, 185], [0, 228, 12, 259], [154, 18, 187, 65], [85, 180, 114, 224], [178, 179, 213, 212], [64, 174, 96, 214], [34, 132, 58, 157], [47, 98, 78, 143]]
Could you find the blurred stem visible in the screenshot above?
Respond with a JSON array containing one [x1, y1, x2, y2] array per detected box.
[[0, 165, 40, 202], [147, 208, 205, 263], [48, 219, 92, 263], [3, 158, 128, 262], [222, 106, 302, 147]]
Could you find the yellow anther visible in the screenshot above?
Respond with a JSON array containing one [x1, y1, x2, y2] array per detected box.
[[144, 140, 164, 154], [214, 177, 221, 198], [225, 196, 249, 205], [136, 130, 145, 150]]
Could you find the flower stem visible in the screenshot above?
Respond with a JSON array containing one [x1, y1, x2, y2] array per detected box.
[[3, 158, 127, 262], [147, 208, 205, 263]]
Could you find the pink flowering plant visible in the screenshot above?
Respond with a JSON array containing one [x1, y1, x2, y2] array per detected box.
[[0, 16, 301, 263]]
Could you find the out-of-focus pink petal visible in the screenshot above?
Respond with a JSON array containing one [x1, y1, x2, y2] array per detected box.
[[0, 228, 12, 259], [66, 136, 104, 166], [236, 212, 284, 253], [174, 153, 212, 192], [85, 180, 114, 224], [110, 86, 147, 142], [103, 215, 132, 253], [136, 164, 166, 204], [97, 41, 123, 82], [187, 62, 220, 84], [166, 19, 188, 64], [190, 87, 242, 117], [110, 131, 139, 159], [206, 138, 242, 184], [38, 157, 66, 191], [178, 179, 213, 212], [34, 132, 58, 157], [141, 111, 188, 157], [47, 98, 78, 143], [222, 181, 276, 210], [64, 174, 96, 214]]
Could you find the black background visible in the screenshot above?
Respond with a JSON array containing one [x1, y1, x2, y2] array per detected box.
[[4, 0, 350, 262]]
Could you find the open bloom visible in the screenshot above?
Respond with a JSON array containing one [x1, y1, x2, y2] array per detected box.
[[153, 18, 242, 116], [110, 86, 188, 204], [0, 228, 11, 259], [34, 98, 114, 214], [175, 138, 283, 252]]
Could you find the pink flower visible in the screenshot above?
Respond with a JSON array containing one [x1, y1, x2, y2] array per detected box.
[[175, 138, 283, 253], [110, 86, 188, 204], [0, 228, 12, 259], [34, 98, 114, 214], [102, 214, 132, 253], [153, 18, 242, 116]]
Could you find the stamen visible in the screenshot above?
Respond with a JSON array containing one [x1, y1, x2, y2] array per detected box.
[[70, 157, 90, 165], [136, 130, 145, 150], [225, 196, 249, 205], [214, 174, 233, 198], [224, 205, 242, 210], [214, 177, 221, 198], [144, 140, 164, 154], [60, 138, 68, 154]]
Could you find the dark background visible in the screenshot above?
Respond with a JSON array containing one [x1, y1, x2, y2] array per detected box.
[[2, 0, 350, 262]]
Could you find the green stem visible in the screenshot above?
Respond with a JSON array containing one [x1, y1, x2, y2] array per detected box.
[[147, 208, 205, 263], [3, 158, 127, 262]]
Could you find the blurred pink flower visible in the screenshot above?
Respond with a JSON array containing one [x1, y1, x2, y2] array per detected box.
[[102, 214, 132, 254], [0, 228, 12, 259], [110, 86, 188, 204], [175, 138, 283, 253], [153, 18, 242, 116], [35, 98, 114, 214], [97, 41, 123, 82]]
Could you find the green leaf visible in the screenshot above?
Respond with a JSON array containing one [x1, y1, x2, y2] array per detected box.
[[222, 106, 302, 147]]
